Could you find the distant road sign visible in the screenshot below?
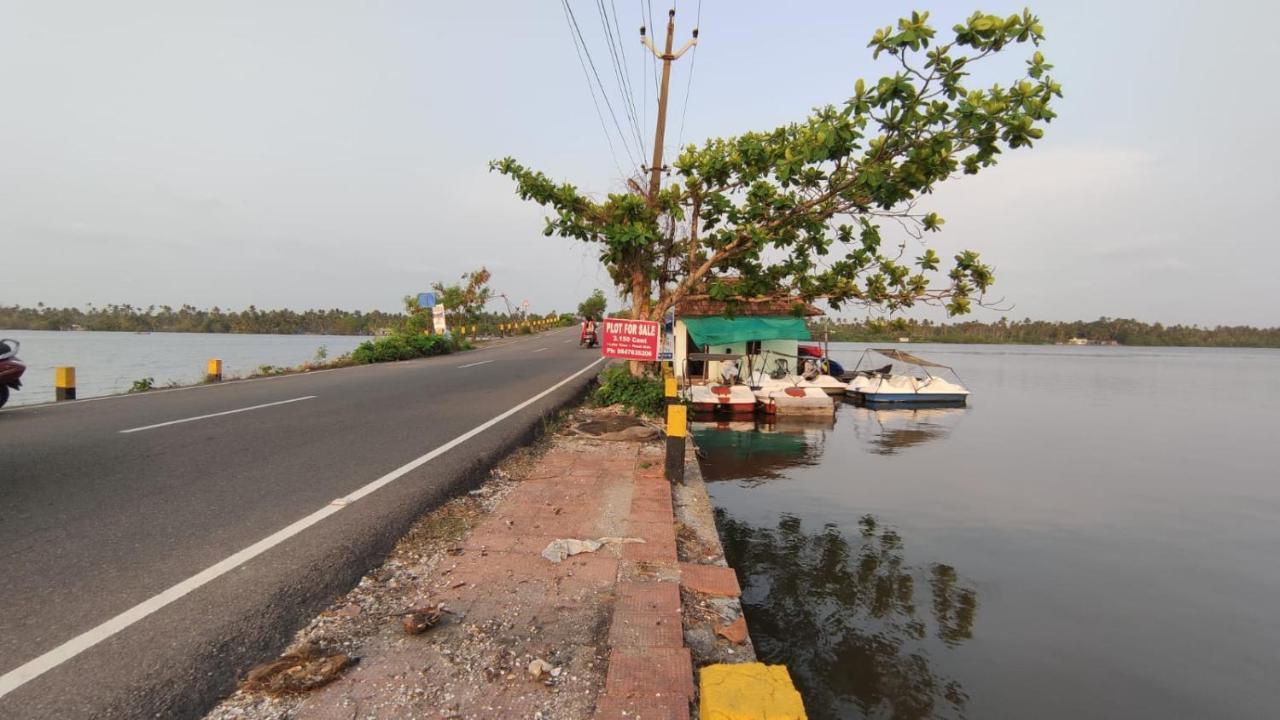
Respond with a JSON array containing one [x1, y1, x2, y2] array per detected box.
[[432, 304, 448, 334], [418, 292, 436, 308], [658, 307, 675, 360]]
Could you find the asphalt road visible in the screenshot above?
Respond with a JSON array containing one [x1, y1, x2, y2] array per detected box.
[[0, 328, 601, 719]]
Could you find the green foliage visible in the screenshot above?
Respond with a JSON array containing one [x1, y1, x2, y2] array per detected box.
[[577, 289, 608, 320], [313, 345, 328, 362], [592, 365, 664, 416], [492, 8, 1060, 320], [0, 303, 403, 334], [402, 267, 495, 335], [817, 316, 1280, 348], [350, 333, 457, 364], [129, 377, 155, 393]]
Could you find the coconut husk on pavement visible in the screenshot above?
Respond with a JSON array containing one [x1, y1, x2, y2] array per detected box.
[[240, 644, 356, 695]]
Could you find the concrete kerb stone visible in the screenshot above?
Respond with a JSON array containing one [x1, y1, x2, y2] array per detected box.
[[672, 440, 757, 662], [673, 438, 808, 718]]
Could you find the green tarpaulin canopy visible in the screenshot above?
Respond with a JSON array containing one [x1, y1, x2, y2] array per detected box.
[[683, 316, 811, 348]]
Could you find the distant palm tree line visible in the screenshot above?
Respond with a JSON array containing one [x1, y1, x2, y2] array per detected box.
[[3, 305, 1276, 347], [0, 303, 537, 336], [814, 316, 1280, 348]]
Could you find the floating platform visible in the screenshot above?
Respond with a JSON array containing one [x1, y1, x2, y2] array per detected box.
[[754, 385, 835, 418]]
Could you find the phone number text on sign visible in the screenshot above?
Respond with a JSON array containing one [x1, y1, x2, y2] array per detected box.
[[601, 318, 660, 361]]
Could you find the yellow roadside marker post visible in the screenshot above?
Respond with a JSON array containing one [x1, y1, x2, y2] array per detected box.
[[206, 358, 223, 382], [55, 366, 77, 401], [664, 385, 685, 484]]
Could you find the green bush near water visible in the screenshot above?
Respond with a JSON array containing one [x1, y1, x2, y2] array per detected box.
[[592, 365, 664, 416], [351, 333, 462, 364]]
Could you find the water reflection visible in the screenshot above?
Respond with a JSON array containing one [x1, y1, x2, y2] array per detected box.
[[692, 417, 831, 483], [845, 404, 967, 456], [717, 511, 978, 720]]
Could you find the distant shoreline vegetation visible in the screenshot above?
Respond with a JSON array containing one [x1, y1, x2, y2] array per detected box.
[[814, 317, 1280, 348], [0, 304, 404, 335], [3, 305, 1277, 348]]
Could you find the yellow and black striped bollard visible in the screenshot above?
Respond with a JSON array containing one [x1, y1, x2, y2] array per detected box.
[[207, 358, 223, 382], [664, 377, 685, 483], [55, 366, 76, 401]]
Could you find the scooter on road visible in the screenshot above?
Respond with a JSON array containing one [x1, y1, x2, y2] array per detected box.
[[0, 338, 25, 409]]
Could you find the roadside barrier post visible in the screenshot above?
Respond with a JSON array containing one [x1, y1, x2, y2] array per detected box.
[[206, 358, 223, 383], [664, 402, 686, 484], [55, 366, 76, 401]]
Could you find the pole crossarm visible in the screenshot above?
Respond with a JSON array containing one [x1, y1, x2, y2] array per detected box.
[[639, 8, 697, 207]]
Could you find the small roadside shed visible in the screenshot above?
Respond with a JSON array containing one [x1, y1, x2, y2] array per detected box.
[[673, 297, 824, 382]]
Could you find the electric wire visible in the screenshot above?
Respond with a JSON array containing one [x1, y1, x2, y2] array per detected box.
[[560, 0, 629, 177], [640, 0, 649, 164], [610, 0, 646, 158], [643, 0, 662, 173], [645, 0, 660, 99], [596, 0, 646, 157], [674, 0, 702, 156], [563, 0, 640, 169]]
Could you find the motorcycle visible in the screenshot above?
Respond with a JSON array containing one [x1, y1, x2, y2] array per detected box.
[[579, 325, 598, 349], [0, 338, 25, 409]]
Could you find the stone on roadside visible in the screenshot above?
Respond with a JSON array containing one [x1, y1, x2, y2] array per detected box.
[[714, 616, 748, 645], [527, 658, 554, 679]]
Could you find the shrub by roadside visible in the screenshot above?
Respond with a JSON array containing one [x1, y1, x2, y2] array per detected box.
[[592, 364, 664, 416], [351, 333, 471, 364]]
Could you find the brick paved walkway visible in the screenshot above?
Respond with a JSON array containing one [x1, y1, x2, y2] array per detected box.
[[261, 432, 715, 719]]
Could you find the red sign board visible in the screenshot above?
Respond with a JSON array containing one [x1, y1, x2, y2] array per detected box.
[[601, 318, 660, 361]]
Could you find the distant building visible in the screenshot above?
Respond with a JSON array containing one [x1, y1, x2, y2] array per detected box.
[[1066, 337, 1088, 345]]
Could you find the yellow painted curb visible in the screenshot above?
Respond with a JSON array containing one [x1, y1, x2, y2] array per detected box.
[[700, 662, 807, 720]]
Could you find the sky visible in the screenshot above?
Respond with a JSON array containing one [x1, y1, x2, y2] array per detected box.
[[1, 0, 1277, 327]]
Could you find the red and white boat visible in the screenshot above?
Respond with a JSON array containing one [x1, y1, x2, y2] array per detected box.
[[686, 383, 758, 415]]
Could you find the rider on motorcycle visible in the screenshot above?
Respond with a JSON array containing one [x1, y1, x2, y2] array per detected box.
[[579, 317, 597, 347], [0, 338, 25, 408]]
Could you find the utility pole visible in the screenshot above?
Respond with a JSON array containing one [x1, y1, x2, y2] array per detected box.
[[641, 9, 697, 205]]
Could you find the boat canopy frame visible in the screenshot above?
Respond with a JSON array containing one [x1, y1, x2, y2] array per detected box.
[[851, 348, 967, 386]]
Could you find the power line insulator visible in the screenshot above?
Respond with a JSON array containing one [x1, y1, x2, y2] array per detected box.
[[692, 28, 699, 38], [640, 25, 646, 36]]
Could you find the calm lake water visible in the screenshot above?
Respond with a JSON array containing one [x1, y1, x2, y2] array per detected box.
[[0, 330, 366, 407], [694, 343, 1280, 720]]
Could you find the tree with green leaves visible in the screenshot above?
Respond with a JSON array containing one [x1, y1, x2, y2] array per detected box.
[[492, 10, 1060, 322], [577, 289, 607, 320], [401, 266, 495, 331]]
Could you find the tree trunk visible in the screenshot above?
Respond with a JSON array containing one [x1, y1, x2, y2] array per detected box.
[[628, 263, 651, 376]]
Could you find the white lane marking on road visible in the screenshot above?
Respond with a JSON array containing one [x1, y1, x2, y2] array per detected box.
[[117, 396, 317, 434], [0, 329, 578, 414], [457, 360, 494, 368], [532, 347, 548, 353], [0, 357, 604, 699]]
